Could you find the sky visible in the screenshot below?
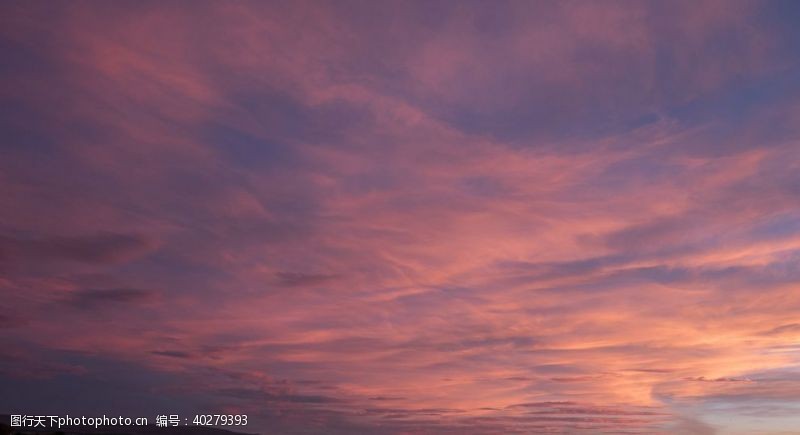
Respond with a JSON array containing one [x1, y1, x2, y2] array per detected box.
[[2, 1, 800, 434]]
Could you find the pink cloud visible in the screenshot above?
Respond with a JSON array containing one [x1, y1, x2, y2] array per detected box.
[[2, 1, 800, 433]]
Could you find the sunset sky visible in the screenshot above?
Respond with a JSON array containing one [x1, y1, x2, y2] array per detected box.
[[2, 1, 800, 433]]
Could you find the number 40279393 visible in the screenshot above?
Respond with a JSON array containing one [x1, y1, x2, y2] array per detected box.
[[192, 415, 248, 426]]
